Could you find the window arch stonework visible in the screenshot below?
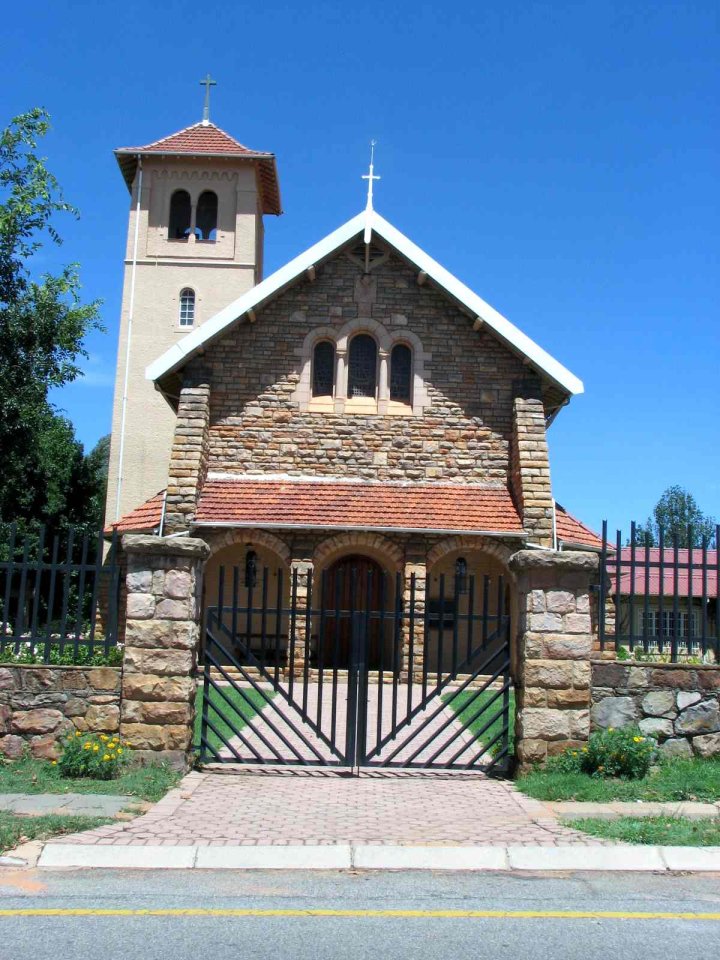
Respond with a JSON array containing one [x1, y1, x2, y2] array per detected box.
[[292, 319, 430, 415]]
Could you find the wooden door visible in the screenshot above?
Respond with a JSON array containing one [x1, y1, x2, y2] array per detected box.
[[322, 555, 385, 669]]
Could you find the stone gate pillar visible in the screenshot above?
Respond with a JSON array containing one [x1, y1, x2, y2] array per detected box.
[[289, 555, 314, 678], [509, 550, 598, 771], [120, 534, 210, 770], [402, 553, 427, 681]]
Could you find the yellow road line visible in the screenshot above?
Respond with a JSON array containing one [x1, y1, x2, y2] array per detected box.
[[0, 908, 718, 920]]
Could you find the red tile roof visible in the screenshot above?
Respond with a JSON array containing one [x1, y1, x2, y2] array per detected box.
[[115, 122, 281, 214], [609, 547, 718, 598], [194, 478, 525, 535], [555, 503, 603, 549], [104, 491, 164, 536]]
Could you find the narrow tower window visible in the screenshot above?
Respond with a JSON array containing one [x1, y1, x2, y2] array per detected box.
[[312, 341, 335, 397], [179, 288, 195, 327], [196, 191, 218, 241], [168, 190, 192, 240], [390, 343, 412, 403], [348, 334, 378, 399]]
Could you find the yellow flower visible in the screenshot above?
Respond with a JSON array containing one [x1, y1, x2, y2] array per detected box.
[[102, 754, 110, 761], [84, 743, 92, 751], [633, 736, 641, 743], [582, 747, 588, 752], [75, 731, 82, 738], [608, 728, 614, 733], [100, 735, 108, 742], [117, 748, 123, 755], [51, 760, 57, 766], [93, 745, 99, 752]]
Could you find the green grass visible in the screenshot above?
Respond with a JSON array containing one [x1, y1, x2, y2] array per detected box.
[[518, 757, 720, 803], [194, 685, 272, 755], [442, 688, 515, 756], [0, 812, 113, 855], [567, 816, 720, 846], [0, 754, 180, 803]]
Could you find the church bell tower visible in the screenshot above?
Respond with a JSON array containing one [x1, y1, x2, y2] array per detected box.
[[105, 83, 281, 523]]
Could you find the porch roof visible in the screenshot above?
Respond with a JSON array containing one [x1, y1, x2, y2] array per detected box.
[[193, 477, 526, 537]]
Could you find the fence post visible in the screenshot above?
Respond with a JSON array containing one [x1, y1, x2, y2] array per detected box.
[[510, 549, 598, 771], [120, 534, 210, 770]]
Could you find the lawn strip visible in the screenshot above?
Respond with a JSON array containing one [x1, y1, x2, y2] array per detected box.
[[441, 689, 515, 754], [0, 812, 113, 855], [194, 685, 273, 754], [517, 757, 720, 803], [0, 755, 181, 802], [566, 815, 720, 846]]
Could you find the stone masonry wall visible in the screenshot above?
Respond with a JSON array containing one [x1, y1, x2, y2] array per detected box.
[[511, 550, 597, 770], [591, 660, 720, 759], [185, 249, 547, 485], [0, 666, 121, 760], [165, 383, 211, 534], [120, 534, 210, 769], [509, 396, 554, 548]]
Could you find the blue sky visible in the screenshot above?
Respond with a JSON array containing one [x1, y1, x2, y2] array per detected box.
[[3, 0, 718, 536]]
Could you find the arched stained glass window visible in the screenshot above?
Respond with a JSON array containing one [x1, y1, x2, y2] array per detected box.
[[179, 288, 195, 327], [168, 190, 191, 240], [390, 343, 412, 403], [312, 341, 335, 397], [348, 334, 378, 399], [196, 191, 218, 241]]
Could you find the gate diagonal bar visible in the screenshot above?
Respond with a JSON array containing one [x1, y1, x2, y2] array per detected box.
[[199, 563, 513, 773]]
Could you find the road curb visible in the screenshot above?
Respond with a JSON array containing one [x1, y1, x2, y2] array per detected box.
[[31, 842, 720, 873]]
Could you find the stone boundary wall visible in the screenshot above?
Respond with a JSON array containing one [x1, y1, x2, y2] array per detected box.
[[591, 660, 720, 758], [0, 665, 121, 760]]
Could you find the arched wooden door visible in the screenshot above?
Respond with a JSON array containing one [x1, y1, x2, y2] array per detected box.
[[322, 555, 386, 669]]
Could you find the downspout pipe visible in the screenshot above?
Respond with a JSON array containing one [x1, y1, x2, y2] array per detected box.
[[114, 156, 143, 521]]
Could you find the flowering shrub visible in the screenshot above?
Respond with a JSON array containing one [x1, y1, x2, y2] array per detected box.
[[56, 731, 129, 780], [547, 726, 657, 780]]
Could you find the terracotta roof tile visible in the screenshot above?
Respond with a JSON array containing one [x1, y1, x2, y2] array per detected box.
[[610, 547, 718, 598], [555, 503, 603, 549], [115, 122, 281, 214], [104, 491, 164, 535], [194, 478, 524, 535]]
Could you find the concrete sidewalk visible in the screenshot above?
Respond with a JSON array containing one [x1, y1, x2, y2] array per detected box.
[[544, 800, 720, 820], [0, 793, 137, 818]]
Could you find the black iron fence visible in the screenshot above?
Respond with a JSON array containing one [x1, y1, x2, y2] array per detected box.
[[0, 524, 122, 664], [598, 521, 720, 662]]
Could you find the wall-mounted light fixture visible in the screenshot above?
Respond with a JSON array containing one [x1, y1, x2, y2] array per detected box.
[[244, 549, 257, 589], [455, 556, 468, 595]]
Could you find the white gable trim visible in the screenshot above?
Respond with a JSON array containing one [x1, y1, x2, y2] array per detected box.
[[146, 209, 583, 396]]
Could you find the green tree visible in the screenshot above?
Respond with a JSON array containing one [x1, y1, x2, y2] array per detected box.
[[0, 108, 102, 528], [633, 486, 717, 548]]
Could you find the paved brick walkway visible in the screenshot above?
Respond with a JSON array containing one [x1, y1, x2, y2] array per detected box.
[[50, 770, 604, 848]]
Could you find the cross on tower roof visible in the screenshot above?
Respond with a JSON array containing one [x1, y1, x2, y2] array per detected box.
[[200, 73, 217, 125]]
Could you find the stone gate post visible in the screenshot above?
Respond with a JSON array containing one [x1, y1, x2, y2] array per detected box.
[[120, 534, 210, 769], [509, 550, 598, 771]]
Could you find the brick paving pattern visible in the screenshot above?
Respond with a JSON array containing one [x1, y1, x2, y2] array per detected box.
[[51, 769, 604, 847]]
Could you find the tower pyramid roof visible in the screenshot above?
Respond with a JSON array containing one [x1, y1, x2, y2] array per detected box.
[[115, 121, 281, 214]]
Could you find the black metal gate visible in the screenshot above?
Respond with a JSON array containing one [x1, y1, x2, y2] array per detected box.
[[199, 562, 513, 773]]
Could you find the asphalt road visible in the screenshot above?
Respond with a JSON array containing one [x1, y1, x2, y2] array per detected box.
[[0, 867, 719, 959]]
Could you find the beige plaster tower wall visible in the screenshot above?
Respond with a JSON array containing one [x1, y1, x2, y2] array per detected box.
[[106, 154, 270, 524]]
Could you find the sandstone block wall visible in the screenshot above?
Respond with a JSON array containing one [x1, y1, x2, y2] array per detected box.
[[591, 660, 720, 759], [0, 666, 121, 760], [511, 550, 598, 769], [185, 250, 551, 485], [120, 534, 210, 769]]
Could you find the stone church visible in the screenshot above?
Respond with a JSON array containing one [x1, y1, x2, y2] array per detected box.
[[105, 110, 601, 656]]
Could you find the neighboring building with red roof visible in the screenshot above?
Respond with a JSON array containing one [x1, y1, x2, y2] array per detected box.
[[105, 107, 598, 648]]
